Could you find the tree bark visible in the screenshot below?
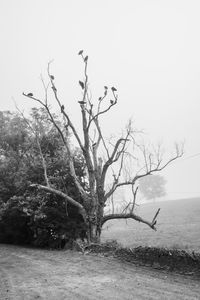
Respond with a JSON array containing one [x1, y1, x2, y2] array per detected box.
[[86, 200, 104, 243]]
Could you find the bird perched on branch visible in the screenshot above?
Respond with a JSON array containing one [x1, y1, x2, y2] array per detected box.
[[111, 86, 117, 92], [104, 86, 108, 90], [79, 81, 84, 90], [84, 55, 88, 62], [61, 105, 65, 111], [50, 75, 54, 80], [78, 101, 86, 105], [92, 142, 97, 148], [27, 93, 33, 97], [110, 100, 114, 104], [78, 50, 83, 55], [52, 86, 57, 92]]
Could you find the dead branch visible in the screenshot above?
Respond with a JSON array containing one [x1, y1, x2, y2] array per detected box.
[[152, 208, 160, 225], [92, 117, 110, 160], [130, 185, 139, 213], [46, 63, 85, 152], [22, 92, 87, 199], [105, 142, 184, 200], [102, 207, 161, 230], [30, 183, 86, 219], [87, 98, 117, 130], [101, 136, 130, 188], [36, 138, 50, 187]]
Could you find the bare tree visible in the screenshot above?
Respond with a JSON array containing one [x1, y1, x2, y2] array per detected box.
[[23, 51, 184, 243]]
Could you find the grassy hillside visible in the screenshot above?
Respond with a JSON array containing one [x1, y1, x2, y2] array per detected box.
[[102, 197, 200, 252]]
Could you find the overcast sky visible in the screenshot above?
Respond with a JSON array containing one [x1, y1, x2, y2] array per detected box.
[[1, 0, 200, 200]]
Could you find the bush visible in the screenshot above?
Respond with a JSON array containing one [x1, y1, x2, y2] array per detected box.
[[0, 195, 87, 249], [0, 207, 33, 245]]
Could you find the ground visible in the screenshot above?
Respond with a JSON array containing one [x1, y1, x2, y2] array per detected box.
[[0, 244, 199, 300]]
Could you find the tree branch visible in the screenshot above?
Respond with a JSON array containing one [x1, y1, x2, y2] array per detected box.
[[22, 92, 87, 199], [36, 138, 50, 187], [47, 62, 85, 152], [15, 104, 50, 187], [105, 143, 184, 200], [101, 137, 130, 188], [30, 183, 86, 219], [102, 208, 161, 230], [87, 99, 117, 130]]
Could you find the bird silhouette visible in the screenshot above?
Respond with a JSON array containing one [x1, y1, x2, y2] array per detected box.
[[104, 86, 108, 90], [50, 75, 54, 80], [61, 105, 65, 111], [78, 50, 83, 55], [52, 86, 57, 92], [110, 100, 114, 104], [84, 56, 88, 62], [78, 101, 86, 105], [111, 87, 117, 92], [27, 93, 33, 97], [79, 81, 84, 89]]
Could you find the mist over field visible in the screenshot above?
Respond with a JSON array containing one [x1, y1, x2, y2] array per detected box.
[[102, 197, 200, 252]]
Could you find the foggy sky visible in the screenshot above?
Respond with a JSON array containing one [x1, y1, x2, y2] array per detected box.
[[1, 0, 200, 200]]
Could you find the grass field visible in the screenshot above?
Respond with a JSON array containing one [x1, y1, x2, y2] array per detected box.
[[102, 197, 200, 252]]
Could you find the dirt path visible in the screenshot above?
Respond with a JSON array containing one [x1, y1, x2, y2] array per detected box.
[[0, 245, 199, 300]]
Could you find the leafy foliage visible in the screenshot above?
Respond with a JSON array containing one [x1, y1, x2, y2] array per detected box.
[[0, 109, 87, 248], [0, 196, 33, 245]]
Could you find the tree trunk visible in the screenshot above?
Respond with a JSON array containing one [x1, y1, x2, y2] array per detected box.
[[88, 223, 101, 243], [87, 203, 104, 244]]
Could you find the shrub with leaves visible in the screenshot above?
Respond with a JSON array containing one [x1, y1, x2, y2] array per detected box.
[[0, 109, 88, 248]]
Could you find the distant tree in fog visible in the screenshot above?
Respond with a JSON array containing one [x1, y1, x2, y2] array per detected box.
[[139, 175, 166, 201]]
